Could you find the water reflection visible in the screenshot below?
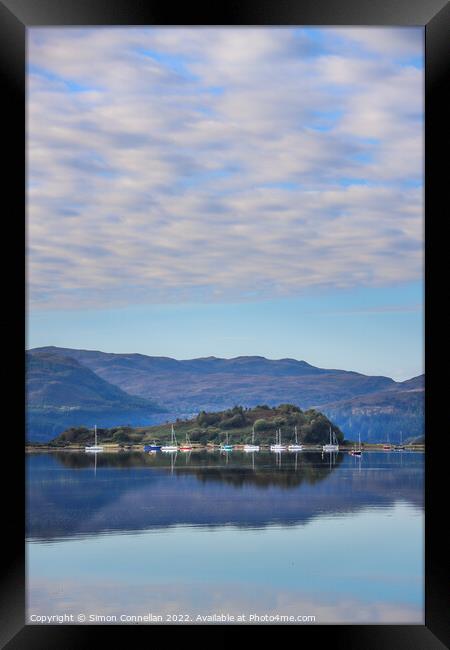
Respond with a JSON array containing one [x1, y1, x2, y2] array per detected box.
[[26, 451, 423, 542]]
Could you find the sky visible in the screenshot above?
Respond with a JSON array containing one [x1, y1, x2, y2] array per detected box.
[[27, 27, 424, 380]]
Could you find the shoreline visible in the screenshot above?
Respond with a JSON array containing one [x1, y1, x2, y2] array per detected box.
[[25, 443, 426, 453]]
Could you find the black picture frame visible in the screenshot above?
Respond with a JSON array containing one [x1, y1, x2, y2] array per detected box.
[[2, 0, 448, 647]]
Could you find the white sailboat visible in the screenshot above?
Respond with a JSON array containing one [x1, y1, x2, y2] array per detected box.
[[270, 428, 287, 452], [244, 425, 259, 452], [288, 426, 303, 452], [161, 424, 178, 452], [323, 427, 339, 453], [85, 424, 104, 453], [395, 431, 405, 451]]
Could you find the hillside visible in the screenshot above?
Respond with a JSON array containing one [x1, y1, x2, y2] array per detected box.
[[29, 346, 396, 412], [319, 375, 424, 443], [28, 347, 424, 443], [50, 404, 344, 447], [26, 351, 163, 441]]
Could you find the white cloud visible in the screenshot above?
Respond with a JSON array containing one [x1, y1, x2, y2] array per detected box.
[[27, 27, 424, 310]]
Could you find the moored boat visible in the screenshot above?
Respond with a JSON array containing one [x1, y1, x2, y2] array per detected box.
[[243, 426, 260, 452], [144, 442, 162, 452], [179, 432, 193, 451], [349, 432, 362, 456], [270, 428, 287, 452], [85, 425, 104, 453], [288, 426, 303, 452], [323, 427, 339, 453], [394, 431, 405, 450], [221, 431, 233, 451], [161, 424, 178, 452]]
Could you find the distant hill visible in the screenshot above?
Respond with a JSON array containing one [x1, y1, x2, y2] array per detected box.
[[26, 351, 164, 441], [50, 404, 344, 447], [29, 346, 396, 411], [27, 347, 424, 443], [319, 375, 424, 443]]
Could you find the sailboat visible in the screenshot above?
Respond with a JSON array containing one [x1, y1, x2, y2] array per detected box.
[[85, 425, 104, 453], [161, 424, 178, 452], [243, 425, 259, 452], [322, 427, 339, 453], [288, 426, 303, 452], [179, 432, 193, 452], [270, 428, 287, 452], [383, 433, 392, 451], [349, 432, 362, 456], [221, 431, 233, 451], [395, 431, 405, 451]]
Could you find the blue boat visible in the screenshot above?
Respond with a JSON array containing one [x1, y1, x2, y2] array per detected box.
[[144, 443, 162, 452], [220, 432, 233, 452]]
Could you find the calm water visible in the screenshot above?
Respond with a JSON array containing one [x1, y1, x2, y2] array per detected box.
[[26, 450, 424, 624]]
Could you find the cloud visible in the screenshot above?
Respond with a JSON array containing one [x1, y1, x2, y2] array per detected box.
[[27, 27, 424, 310]]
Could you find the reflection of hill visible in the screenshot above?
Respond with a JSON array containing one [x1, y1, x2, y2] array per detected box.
[[26, 452, 423, 542], [177, 453, 342, 489]]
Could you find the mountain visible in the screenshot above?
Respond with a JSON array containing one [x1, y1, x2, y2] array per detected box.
[[29, 346, 395, 411], [27, 347, 424, 443], [319, 375, 424, 443], [26, 351, 164, 441]]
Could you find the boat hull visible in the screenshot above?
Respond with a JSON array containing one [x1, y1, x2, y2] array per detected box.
[[322, 445, 339, 452]]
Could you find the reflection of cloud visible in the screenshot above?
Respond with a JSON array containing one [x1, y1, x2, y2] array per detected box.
[[27, 578, 423, 624], [28, 28, 423, 310]]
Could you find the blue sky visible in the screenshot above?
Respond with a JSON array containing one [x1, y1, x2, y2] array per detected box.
[[27, 27, 424, 380]]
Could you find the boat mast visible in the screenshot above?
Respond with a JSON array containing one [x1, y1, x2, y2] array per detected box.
[[94, 424, 97, 447]]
